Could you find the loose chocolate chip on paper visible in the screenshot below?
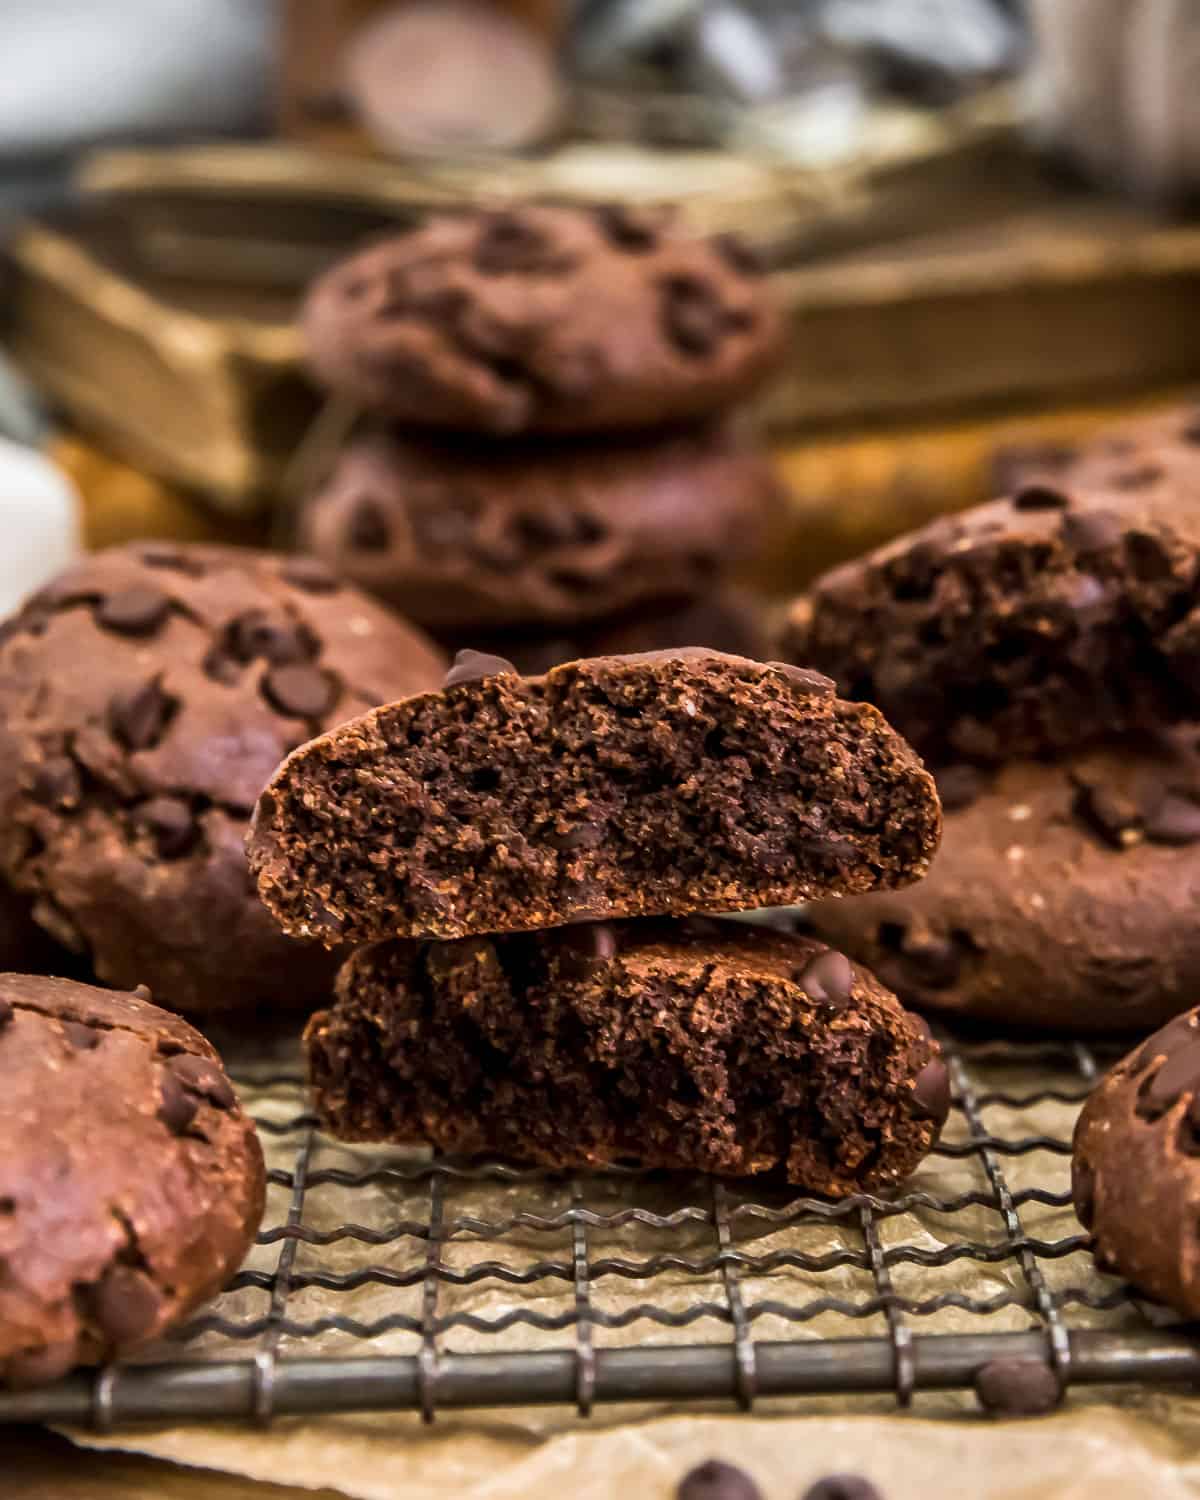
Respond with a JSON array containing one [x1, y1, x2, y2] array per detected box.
[[159, 1069, 199, 1135], [87, 1264, 163, 1346], [168, 1053, 236, 1109], [62, 1021, 100, 1051], [135, 796, 198, 859], [263, 663, 338, 720], [912, 1057, 951, 1122], [974, 1355, 1063, 1416], [108, 678, 178, 751], [677, 1459, 763, 1500], [803, 1477, 884, 1500], [96, 586, 171, 636], [1012, 484, 1068, 511], [443, 648, 518, 689], [795, 949, 854, 1011]]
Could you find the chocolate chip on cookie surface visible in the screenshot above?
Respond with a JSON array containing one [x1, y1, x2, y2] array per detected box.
[[0, 974, 262, 1386], [0, 543, 447, 1015], [306, 919, 949, 1194], [301, 205, 783, 433], [249, 648, 942, 945]]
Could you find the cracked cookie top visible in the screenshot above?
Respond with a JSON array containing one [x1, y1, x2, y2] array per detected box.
[[0, 974, 263, 1386], [300, 204, 784, 433], [0, 543, 447, 1015]]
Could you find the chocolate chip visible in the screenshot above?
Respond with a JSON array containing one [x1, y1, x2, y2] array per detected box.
[[263, 663, 338, 720], [974, 1356, 1063, 1416], [912, 1057, 951, 1122], [348, 499, 390, 552], [474, 213, 554, 274], [593, 203, 660, 253], [1012, 484, 1069, 511], [87, 1264, 162, 1346], [1111, 462, 1163, 490], [935, 764, 987, 813], [1142, 788, 1200, 845], [549, 820, 606, 850], [134, 796, 198, 859], [159, 1068, 199, 1134], [1061, 509, 1124, 553], [795, 949, 854, 1011], [1134, 1013, 1199, 1071], [1072, 781, 1142, 849], [677, 1459, 762, 1500], [769, 662, 836, 697], [1126, 529, 1176, 581], [444, 648, 519, 689], [802, 1479, 882, 1500], [62, 1021, 99, 1050], [1139, 1039, 1200, 1116], [131, 984, 153, 1002], [96, 586, 170, 636], [714, 232, 766, 277], [901, 935, 963, 990], [557, 921, 620, 978], [108, 678, 177, 751], [168, 1052, 237, 1109], [0, 996, 12, 1028], [1180, 413, 1200, 445], [1072, 1156, 1095, 1229], [230, 611, 318, 666], [31, 756, 81, 810], [282, 558, 339, 593], [661, 275, 727, 356], [140, 546, 204, 576]]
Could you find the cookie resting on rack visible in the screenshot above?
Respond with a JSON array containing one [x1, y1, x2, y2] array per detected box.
[[1073, 1007, 1200, 1317], [783, 408, 1200, 762], [248, 648, 942, 945], [306, 918, 950, 1194], [0, 975, 263, 1387]]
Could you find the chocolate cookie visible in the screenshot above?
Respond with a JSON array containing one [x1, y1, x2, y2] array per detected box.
[[300, 204, 783, 433], [306, 919, 950, 1194], [0, 543, 447, 1015], [783, 409, 1200, 761], [808, 742, 1200, 1033], [1073, 1006, 1200, 1316], [0, 974, 263, 1386], [443, 588, 772, 677], [298, 426, 779, 631], [250, 648, 942, 945]]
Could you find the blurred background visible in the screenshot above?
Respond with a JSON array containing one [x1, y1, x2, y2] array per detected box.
[[2, 0, 1199, 626]]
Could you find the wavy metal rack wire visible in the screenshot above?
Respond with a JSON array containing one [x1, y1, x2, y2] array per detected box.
[[4, 1030, 1199, 1430]]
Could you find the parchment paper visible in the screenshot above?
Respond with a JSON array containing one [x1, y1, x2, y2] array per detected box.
[[59, 1039, 1200, 1498]]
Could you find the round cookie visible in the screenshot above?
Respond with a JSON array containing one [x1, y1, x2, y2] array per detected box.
[[0, 974, 263, 1386], [308, 918, 950, 1195], [783, 406, 1200, 761], [0, 543, 447, 1016], [300, 204, 783, 433], [1073, 1007, 1200, 1317], [808, 742, 1200, 1033], [298, 427, 780, 631]]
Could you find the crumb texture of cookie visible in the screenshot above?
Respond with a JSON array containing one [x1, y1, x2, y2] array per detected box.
[[306, 919, 949, 1194], [1073, 1007, 1200, 1316], [784, 407, 1200, 761], [250, 649, 941, 945], [808, 742, 1200, 1032], [299, 426, 780, 630], [0, 974, 263, 1386], [301, 205, 783, 433], [0, 543, 447, 1014]]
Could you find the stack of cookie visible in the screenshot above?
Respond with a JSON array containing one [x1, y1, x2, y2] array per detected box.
[[247, 646, 952, 1193], [294, 203, 785, 670], [782, 403, 1200, 1035]]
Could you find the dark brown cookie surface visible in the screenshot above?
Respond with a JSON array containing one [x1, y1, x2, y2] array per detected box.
[[299, 426, 780, 631], [0, 974, 263, 1386], [307, 919, 949, 1194], [0, 543, 447, 1015], [808, 743, 1200, 1033], [301, 205, 783, 433], [783, 407, 1200, 761], [1073, 1006, 1200, 1316], [250, 648, 941, 945]]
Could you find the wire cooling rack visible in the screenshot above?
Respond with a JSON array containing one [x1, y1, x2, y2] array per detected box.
[[3, 1029, 1200, 1430]]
